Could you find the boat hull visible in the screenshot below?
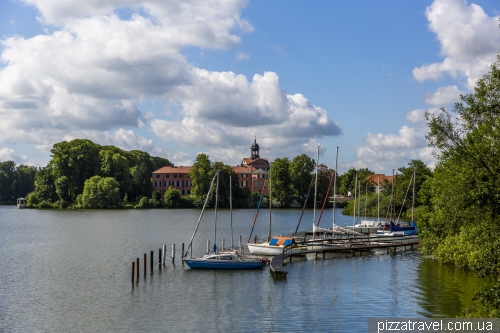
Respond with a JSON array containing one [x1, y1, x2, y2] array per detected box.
[[247, 243, 307, 256], [184, 259, 265, 269]]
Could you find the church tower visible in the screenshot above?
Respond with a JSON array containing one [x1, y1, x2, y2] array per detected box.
[[251, 137, 260, 160]]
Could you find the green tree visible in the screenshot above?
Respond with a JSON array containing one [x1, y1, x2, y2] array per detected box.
[[420, 53, 500, 276], [270, 157, 292, 207], [163, 186, 183, 208], [78, 176, 121, 208], [0, 161, 16, 203], [13, 164, 38, 199], [32, 166, 58, 204], [50, 139, 101, 202], [99, 147, 132, 198], [189, 154, 213, 199], [289, 154, 315, 205]]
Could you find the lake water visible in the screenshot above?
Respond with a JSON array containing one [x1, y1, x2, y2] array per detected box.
[[0, 206, 492, 332]]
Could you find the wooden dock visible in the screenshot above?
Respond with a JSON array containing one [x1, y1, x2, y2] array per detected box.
[[269, 235, 420, 277]]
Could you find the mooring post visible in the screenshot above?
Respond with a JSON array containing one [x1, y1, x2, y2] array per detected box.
[[181, 243, 185, 263], [136, 258, 139, 280], [143, 253, 146, 275], [163, 245, 167, 265], [159, 248, 162, 270], [172, 243, 175, 263], [254, 235, 257, 244], [150, 250, 154, 271], [131, 262, 135, 283]]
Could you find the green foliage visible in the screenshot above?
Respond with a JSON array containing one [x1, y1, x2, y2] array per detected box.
[[463, 283, 500, 318], [289, 154, 315, 205], [28, 139, 170, 207], [0, 161, 38, 204], [270, 157, 292, 207], [418, 53, 500, 316], [162, 186, 193, 208], [341, 160, 432, 219], [78, 176, 122, 208], [189, 153, 213, 198]]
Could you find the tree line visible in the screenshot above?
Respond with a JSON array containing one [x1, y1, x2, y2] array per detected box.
[[20, 139, 171, 208], [0, 161, 38, 204]]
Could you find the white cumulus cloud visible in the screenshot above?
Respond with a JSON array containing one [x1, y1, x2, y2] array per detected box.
[[413, 0, 500, 90], [0, 0, 340, 164]]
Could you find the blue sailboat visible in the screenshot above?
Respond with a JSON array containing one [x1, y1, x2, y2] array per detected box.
[[184, 170, 266, 270]]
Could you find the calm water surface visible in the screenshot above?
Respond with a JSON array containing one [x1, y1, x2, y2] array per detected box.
[[0, 206, 491, 332]]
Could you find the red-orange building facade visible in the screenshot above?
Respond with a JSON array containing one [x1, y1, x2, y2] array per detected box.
[[152, 139, 270, 197]]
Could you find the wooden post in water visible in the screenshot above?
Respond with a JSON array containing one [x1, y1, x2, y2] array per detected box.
[[136, 258, 139, 280], [159, 248, 162, 270], [172, 243, 175, 263], [131, 262, 135, 283], [150, 250, 154, 271], [162, 245, 167, 265], [254, 235, 257, 244], [181, 243, 185, 263], [143, 253, 146, 275]]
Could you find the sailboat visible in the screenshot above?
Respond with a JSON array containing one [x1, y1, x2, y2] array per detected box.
[[347, 176, 385, 233], [247, 163, 306, 256], [375, 169, 417, 237], [306, 146, 361, 251], [184, 170, 266, 269]]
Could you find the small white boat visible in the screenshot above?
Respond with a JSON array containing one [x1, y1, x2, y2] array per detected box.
[[248, 236, 307, 256]]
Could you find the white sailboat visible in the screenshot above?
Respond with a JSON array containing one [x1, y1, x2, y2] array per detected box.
[[306, 146, 360, 251], [247, 163, 306, 256]]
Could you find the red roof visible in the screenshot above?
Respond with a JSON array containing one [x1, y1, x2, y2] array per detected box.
[[153, 166, 192, 174], [367, 173, 393, 185]]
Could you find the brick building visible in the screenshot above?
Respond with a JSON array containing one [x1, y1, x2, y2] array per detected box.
[[152, 139, 270, 197]]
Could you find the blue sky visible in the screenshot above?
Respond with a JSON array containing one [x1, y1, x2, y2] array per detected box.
[[1, 0, 499, 175]]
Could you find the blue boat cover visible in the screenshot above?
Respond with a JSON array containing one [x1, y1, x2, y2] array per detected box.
[[269, 238, 279, 245]]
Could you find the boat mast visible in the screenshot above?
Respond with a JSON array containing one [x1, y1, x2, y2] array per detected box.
[[230, 174, 234, 250], [313, 145, 320, 237], [332, 146, 339, 228], [377, 175, 380, 224], [364, 183, 367, 220], [184, 173, 217, 258], [392, 169, 396, 222], [353, 172, 357, 227], [214, 169, 219, 253], [268, 163, 272, 242], [412, 169, 415, 222]]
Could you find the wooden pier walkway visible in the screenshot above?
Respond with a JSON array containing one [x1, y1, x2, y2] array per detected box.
[[269, 235, 420, 277]]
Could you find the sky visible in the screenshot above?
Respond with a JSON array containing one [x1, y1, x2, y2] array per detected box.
[[1, 0, 500, 175]]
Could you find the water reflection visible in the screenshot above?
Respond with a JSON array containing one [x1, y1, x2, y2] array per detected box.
[[416, 257, 493, 317]]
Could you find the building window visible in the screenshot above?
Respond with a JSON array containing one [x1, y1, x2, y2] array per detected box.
[[187, 181, 191, 187], [242, 173, 247, 178], [242, 181, 247, 187], [166, 174, 170, 178], [180, 181, 183, 187], [186, 190, 191, 195], [165, 181, 170, 187], [155, 181, 160, 187], [156, 174, 160, 178]]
